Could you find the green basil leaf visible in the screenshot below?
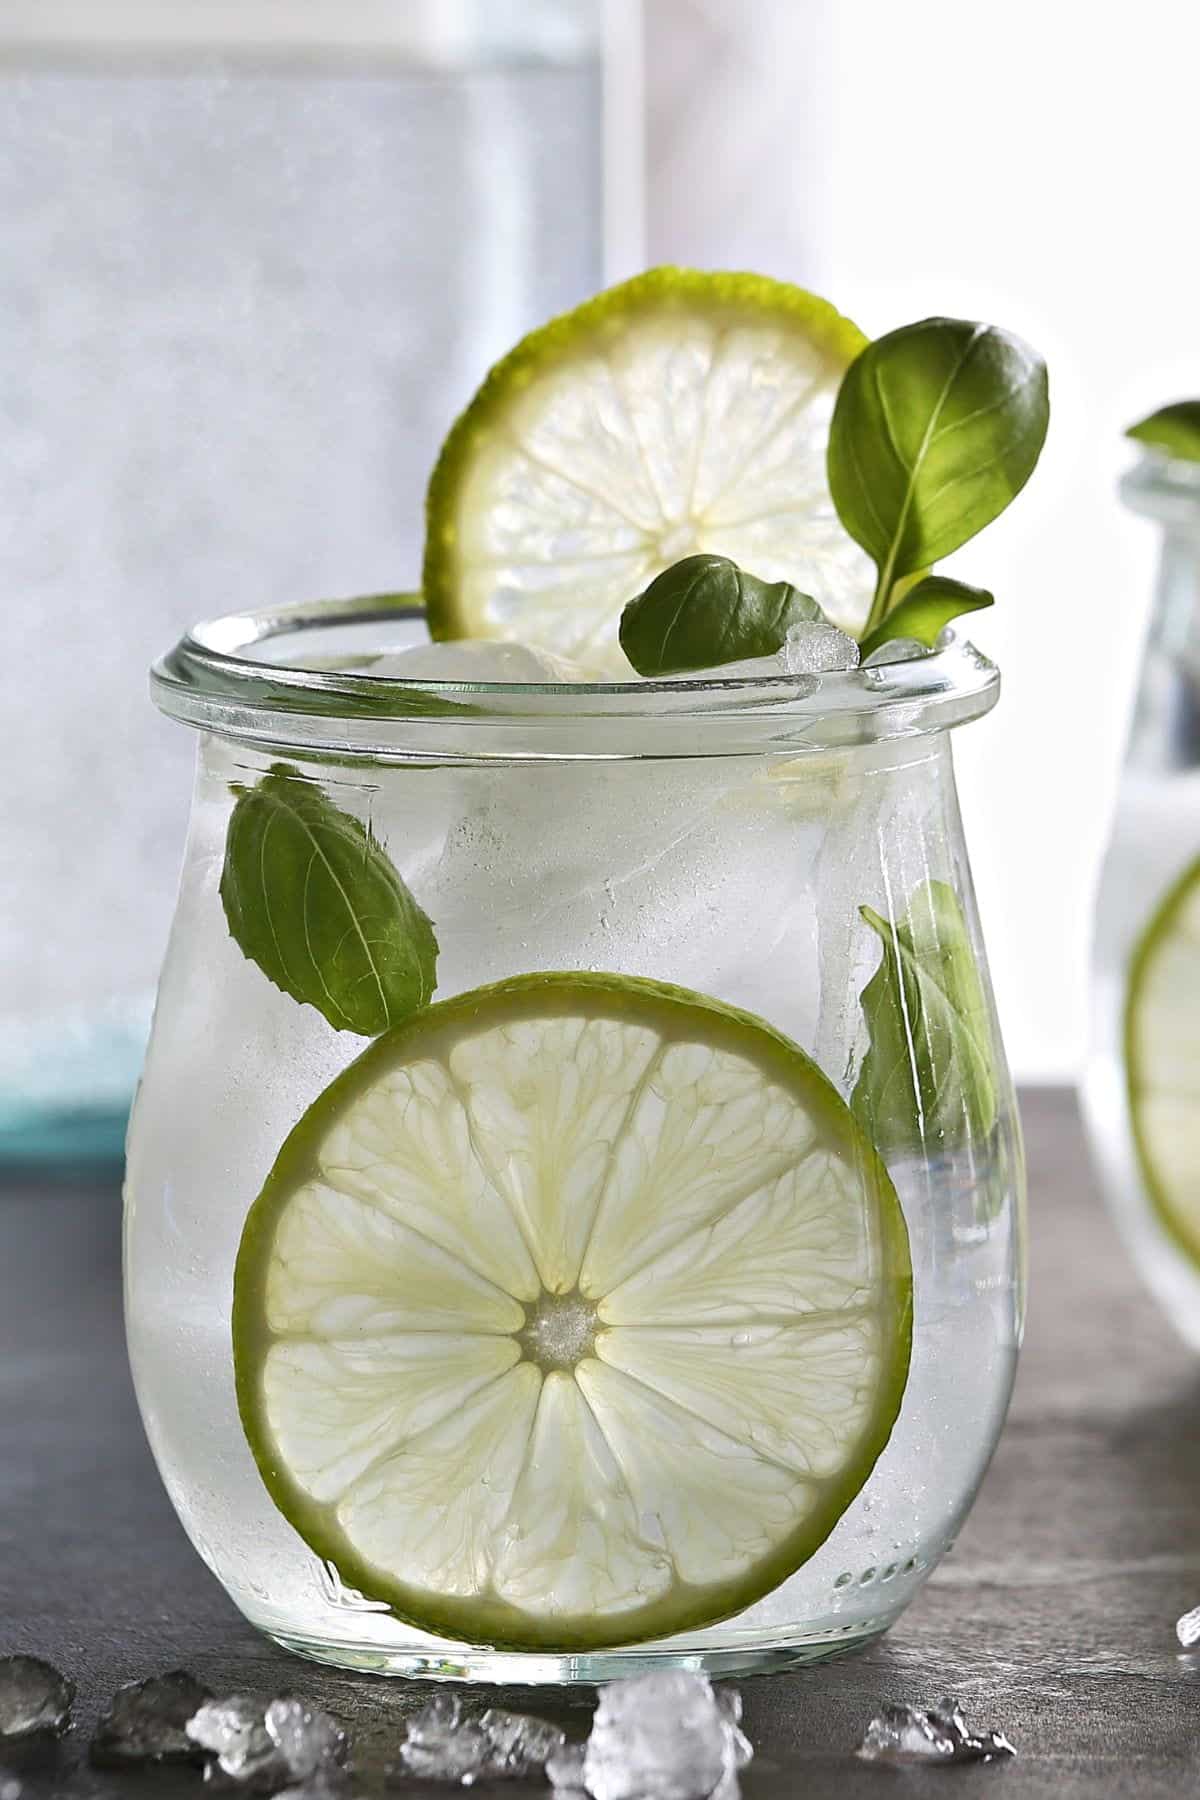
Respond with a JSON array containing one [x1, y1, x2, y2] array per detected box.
[[828, 318, 1048, 624], [857, 576, 994, 661], [1126, 401, 1200, 463], [850, 878, 996, 1153], [220, 764, 438, 1035], [619, 553, 824, 676]]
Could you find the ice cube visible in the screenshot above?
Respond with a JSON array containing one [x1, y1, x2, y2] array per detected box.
[[856, 1699, 1015, 1765], [0, 1656, 74, 1741], [713, 1690, 753, 1770], [264, 1699, 346, 1781], [477, 1709, 566, 1776], [410, 750, 825, 1051], [1176, 1603, 1200, 1648], [370, 640, 592, 684], [861, 637, 928, 668], [399, 1695, 566, 1785], [782, 621, 860, 674], [91, 1670, 212, 1767], [583, 1672, 750, 1800], [546, 1741, 588, 1791], [186, 1694, 287, 1789]]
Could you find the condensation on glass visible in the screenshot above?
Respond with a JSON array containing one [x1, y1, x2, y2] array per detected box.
[[125, 600, 1025, 1682], [0, 1, 609, 1160]]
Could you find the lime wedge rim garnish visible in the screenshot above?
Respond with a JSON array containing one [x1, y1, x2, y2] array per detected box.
[[234, 970, 912, 1652], [1125, 853, 1200, 1268], [422, 267, 872, 672]]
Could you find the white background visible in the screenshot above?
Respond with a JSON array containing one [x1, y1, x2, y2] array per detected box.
[[645, 0, 1200, 1081]]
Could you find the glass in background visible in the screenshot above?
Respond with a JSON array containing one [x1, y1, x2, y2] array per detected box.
[[1085, 451, 1200, 1346], [0, 0, 629, 1166]]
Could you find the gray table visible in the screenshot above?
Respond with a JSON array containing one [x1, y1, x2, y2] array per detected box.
[[2, 1089, 1198, 1797]]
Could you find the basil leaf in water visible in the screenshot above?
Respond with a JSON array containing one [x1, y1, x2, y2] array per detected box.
[[851, 879, 996, 1153], [220, 764, 438, 1036], [828, 318, 1049, 639], [619, 553, 825, 676]]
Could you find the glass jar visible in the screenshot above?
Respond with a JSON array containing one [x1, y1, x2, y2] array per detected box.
[[125, 600, 1024, 1682], [1084, 455, 1200, 1347]]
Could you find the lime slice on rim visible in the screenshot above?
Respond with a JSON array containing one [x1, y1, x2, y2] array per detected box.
[[1126, 855, 1200, 1266], [234, 972, 911, 1651], [423, 268, 874, 672]]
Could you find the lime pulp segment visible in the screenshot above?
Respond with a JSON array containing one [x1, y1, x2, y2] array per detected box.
[[1126, 855, 1200, 1267], [234, 972, 912, 1651], [422, 268, 875, 672]]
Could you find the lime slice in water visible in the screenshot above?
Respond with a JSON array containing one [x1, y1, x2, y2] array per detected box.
[[1126, 856, 1200, 1266], [423, 268, 874, 672], [234, 972, 911, 1651]]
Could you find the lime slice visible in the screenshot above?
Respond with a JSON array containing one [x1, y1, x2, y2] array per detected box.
[[423, 268, 874, 672], [234, 972, 911, 1651], [1126, 855, 1200, 1265]]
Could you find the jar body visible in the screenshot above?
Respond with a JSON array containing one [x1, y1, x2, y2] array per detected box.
[[1084, 475, 1200, 1346], [126, 718, 1023, 1681]]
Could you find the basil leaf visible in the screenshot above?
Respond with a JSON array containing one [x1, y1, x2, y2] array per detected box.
[[828, 318, 1048, 633], [619, 554, 824, 676], [857, 576, 993, 661], [220, 764, 438, 1036], [1126, 401, 1200, 464], [850, 878, 996, 1153]]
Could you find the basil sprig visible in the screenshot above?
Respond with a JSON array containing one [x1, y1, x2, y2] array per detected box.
[[857, 576, 993, 662], [828, 317, 1048, 646]]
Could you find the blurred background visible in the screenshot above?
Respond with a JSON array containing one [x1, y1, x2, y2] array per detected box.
[[2, 0, 1196, 1163]]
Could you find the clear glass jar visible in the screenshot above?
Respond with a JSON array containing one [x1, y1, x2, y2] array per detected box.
[[1084, 456, 1200, 1346], [125, 601, 1024, 1682]]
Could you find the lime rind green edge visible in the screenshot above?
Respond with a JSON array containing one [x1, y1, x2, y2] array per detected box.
[[421, 267, 870, 644], [1124, 854, 1200, 1268], [233, 970, 913, 1654]]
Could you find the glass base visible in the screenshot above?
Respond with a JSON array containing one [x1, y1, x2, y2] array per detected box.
[[268, 1623, 892, 1685]]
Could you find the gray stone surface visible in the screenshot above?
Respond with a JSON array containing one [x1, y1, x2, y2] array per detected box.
[[1, 1088, 1198, 1796]]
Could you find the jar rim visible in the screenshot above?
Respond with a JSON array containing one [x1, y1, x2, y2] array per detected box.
[[1122, 450, 1200, 527], [151, 595, 1000, 760]]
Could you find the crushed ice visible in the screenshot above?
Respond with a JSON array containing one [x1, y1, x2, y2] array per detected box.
[[584, 1673, 751, 1800], [861, 637, 929, 668], [1176, 1603, 1200, 1648], [781, 621, 860, 675], [91, 1669, 213, 1767], [398, 1692, 565, 1784], [398, 1674, 750, 1798], [857, 1698, 1015, 1765], [0, 1656, 74, 1741], [186, 1692, 345, 1791]]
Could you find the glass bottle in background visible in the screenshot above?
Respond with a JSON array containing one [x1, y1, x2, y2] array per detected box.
[[1085, 448, 1200, 1346], [0, 0, 623, 1165]]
